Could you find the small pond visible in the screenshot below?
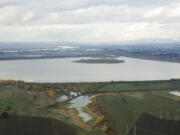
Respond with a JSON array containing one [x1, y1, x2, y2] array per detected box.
[[169, 91, 180, 96], [69, 95, 95, 121]]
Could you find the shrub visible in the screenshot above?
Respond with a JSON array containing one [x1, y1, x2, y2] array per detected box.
[[47, 89, 56, 98]]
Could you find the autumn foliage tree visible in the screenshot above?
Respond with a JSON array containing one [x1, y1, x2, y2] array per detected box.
[[93, 115, 105, 127], [32, 85, 44, 91], [101, 123, 109, 133], [47, 89, 56, 98], [88, 99, 116, 135]]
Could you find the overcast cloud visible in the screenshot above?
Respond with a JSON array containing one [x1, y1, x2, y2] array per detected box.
[[0, 0, 180, 43]]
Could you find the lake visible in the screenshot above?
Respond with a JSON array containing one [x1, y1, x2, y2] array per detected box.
[[0, 57, 180, 82]]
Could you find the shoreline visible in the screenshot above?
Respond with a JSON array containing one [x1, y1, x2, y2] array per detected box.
[[0, 77, 180, 84]]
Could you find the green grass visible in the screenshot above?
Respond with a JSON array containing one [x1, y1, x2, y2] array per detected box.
[[99, 80, 180, 92], [75, 130, 87, 135], [151, 90, 180, 101], [0, 98, 17, 111], [98, 92, 180, 135]]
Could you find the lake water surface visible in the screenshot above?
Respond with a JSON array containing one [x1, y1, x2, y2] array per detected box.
[[0, 57, 180, 82]]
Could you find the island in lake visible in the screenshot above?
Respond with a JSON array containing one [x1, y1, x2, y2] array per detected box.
[[73, 58, 125, 64]]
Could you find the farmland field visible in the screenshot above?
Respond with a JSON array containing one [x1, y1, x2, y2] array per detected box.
[[99, 80, 180, 92], [98, 91, 180, 135]]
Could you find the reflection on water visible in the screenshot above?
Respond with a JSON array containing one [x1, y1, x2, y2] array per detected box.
[[0, 57, 180, 82]]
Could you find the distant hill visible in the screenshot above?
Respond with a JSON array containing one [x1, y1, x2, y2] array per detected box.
[[1, 41, 180, 63]]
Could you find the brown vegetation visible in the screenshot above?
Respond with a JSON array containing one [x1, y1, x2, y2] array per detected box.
[[87, 99, 116, 135], [47, 89, 57, 98], [67, 109, 91, 131], [0, 78, 105, 95], [0, 79, 45, 91]]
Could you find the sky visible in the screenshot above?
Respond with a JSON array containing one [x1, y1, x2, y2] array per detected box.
[[0, 0, 180, 43]]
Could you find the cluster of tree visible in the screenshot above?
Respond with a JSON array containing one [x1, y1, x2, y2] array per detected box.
[[101, 123, 110, 133], [171, 78, 180, 81], [93, 114, 115, 135], [0, 79, 44, 91], [40, 82, 105, 94], [0, 78, 106, 95], [89, 100, 116, 135], [93, 115, 105, 127], [46, 89, 57, 98], [88, 99, 108, 116]]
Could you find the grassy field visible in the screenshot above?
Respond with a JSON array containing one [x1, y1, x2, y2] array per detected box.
[[98, 91, 180, 135], [151, 90, 180, 102], [0, 98, 17, 111], [99, 80, 180, 92]]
